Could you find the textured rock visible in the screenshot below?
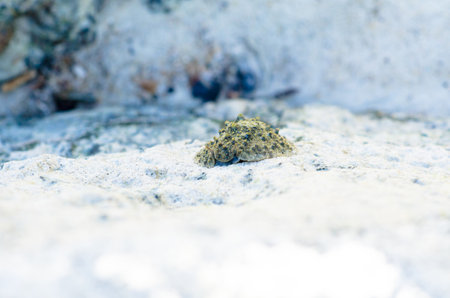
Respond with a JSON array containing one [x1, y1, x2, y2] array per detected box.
[[0, 105, 218, 163], [0, 103, 449, 297]]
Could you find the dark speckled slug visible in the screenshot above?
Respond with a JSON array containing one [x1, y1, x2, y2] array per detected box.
[[194, 114, 296, 168]]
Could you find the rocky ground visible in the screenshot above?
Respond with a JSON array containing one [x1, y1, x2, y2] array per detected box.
[[0, 100, 449, 297]]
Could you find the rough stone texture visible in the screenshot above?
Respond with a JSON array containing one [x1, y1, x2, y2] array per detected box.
[[0, 102, 449, 297], [1, 0, 450, 116]]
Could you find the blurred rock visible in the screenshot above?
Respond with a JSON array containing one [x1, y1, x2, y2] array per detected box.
[[1, 0, 450, 116], [191, 76, 222, 102], [52, 91, 96, 111], [145, 0, 185, 13], [0, 104, 218, 163], [0, 0, 102, 115], [0, 19, 14, 54]]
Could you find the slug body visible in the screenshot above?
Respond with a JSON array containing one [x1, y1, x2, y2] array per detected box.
[[195, 114, 296, 168]]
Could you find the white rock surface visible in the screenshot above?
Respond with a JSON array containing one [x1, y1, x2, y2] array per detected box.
[[74, 0, 450, 115], [0, 104, 449, 297], [3, 0, 449, 116]]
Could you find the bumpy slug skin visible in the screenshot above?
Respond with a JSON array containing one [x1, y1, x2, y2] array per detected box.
[[195, 114, 296, 168]]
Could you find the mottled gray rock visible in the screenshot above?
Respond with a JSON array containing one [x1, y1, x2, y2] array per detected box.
[[0, 105, 219, 163]]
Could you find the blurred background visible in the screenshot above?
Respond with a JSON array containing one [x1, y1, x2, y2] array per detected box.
[[1, 0, 449, 117]]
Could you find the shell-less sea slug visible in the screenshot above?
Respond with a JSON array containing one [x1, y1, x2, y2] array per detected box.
[[195, 114, 296, 168]]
